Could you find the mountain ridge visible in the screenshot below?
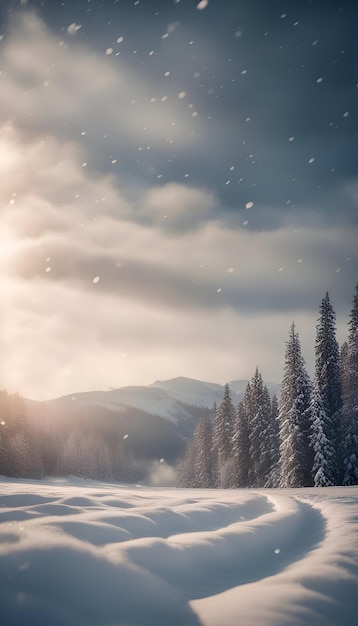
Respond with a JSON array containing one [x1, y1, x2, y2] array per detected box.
[[46, 376, 280, 423]]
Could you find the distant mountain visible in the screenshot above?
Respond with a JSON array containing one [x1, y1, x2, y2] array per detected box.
[[27, 377, 280, 468], [49, 376, 280, 423]]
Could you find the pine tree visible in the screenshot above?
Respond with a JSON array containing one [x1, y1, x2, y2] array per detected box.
[[278, 323, 312, 487], [309, 377, 336, 486], [315, 293, 342, 418], [231, 397, 250, 488], [193, 416, 215, 488], [264, 392, 280, 487], [315, 293, 341, 479], [177, 439, 197, 488], [341, 283, 358, 485], [247, 369, 272, 487], [213, 383, 235, 487], [340, 342, 350, 405]]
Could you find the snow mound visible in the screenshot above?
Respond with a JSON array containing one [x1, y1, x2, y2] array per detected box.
[[1, 478, 358, 625]]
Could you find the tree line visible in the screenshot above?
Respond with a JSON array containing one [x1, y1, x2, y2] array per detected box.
[[0, 393, 138, 482], [178, 285, 358, 488]]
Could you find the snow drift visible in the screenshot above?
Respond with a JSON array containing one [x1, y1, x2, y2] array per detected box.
[[0, 477, 357, 625]]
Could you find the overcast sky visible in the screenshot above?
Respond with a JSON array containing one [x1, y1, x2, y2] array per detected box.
[[1, 0, 357, 400]]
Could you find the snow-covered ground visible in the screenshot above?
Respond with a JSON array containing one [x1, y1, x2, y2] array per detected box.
[[1, 478, 357, 625]]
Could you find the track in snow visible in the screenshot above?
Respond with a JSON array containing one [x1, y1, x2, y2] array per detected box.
[[1, 478, 357, 626]]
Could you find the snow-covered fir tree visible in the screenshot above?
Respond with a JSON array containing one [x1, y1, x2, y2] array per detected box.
[[309, 376, 336, 486], [246, 369, 272, 487], [341, 283, 358, 485], [213, 383, 235, 487], [315, 292, 341, 479], [231, 388, 251, 488], [278, 323, 312, 487], [193, 416, 215, 488], [264, 392, 280, 487], [177, 440, 197, 488], [340, 342, 350, 404], [315, 293, 342, 418]]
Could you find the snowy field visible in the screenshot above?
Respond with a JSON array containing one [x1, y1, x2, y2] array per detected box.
[[1, 478, 358, 626]]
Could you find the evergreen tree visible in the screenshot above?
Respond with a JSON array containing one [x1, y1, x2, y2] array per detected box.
[[309, 377, 336, 486], [177, 439, 197, 488], [315, 293, 342, 418], [231, 397, 250, 488], [315, 293, 341, 479], [247, 369, 272, 487], [340, 342, 350, 405], [213, 383, 235, 487], [278, 323, 312, 487], [264, 392, 280, 487], [232, 382, 251, 488], [341, 283, 358, 485], [193, 416, 215, 488]]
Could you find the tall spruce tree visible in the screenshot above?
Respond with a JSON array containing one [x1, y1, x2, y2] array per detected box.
[[278, 323, 312, 487], [315, 293, 342, 418], [341, 283, 358, 485], [193, 416, 215, 488], [340, 342, 350, 405], [264, 392, 280, 487], [309, 376, 336, 486], [247, 369, 272, 487], [315, 293, 341, 480], [231, 386, 251, 487], [177, 439, 197, 488], [213, 383, 235, 487]]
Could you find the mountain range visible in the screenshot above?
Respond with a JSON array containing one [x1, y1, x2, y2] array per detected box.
[[49, 376, 280, 422], [28, 377, 281, 468]]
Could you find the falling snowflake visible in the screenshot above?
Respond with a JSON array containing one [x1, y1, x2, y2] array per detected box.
[[197, 0, 209, 10], [178, 91, 186, 99], [308, 157, 315, 164], [93, 276, 100, 284], [67, 23, 82, 35], [105, 48, 114, 55], [245, 201, 254, 209]]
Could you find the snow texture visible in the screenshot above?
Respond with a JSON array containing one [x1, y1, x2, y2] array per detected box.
[[1, 477, 358, 625]]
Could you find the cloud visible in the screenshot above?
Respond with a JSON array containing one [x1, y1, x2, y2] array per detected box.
[[0, 7, 356, 401], [0, 11, 203, 155], [141, 183, 217, 233]]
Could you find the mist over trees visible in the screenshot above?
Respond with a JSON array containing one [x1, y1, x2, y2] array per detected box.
[[179, 284, 358, 488], [1, 283, 358, 487]]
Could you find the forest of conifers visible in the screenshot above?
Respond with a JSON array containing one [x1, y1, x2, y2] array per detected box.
[[178, 285, 358, 488]]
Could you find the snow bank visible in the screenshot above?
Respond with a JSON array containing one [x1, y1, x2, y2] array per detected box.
[[0, 478, 357, 625]]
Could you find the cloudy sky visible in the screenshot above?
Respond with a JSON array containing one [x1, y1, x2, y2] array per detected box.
[[1, 0, 357, 400]]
